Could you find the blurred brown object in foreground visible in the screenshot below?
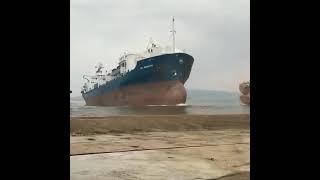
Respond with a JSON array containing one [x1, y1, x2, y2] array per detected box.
[[239, 81, 250, 105]]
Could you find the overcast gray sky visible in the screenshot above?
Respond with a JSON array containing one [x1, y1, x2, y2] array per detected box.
[[71, 0, 250, 97]]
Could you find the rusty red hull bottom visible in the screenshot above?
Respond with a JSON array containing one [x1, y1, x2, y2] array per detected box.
[[84, 80, 187, 106]]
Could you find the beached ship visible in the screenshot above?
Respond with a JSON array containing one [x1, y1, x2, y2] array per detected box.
[[81, 18, 194, 106], [239, 81, 250, 105]]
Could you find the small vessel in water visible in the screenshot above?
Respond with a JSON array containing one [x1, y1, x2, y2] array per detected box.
[[81, 18, 194, 106], [239, 81, 250, 105]]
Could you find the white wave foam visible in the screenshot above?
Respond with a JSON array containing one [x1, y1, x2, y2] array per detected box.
[[146, 103, 188, 107], [176, 103, 188, 106]]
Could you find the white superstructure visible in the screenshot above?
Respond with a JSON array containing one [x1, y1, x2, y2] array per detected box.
[[81, 17, 184, 93]]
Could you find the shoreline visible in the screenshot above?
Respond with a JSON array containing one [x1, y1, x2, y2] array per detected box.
[[70, 114, 249, 136], [71, 113, 249, 117]]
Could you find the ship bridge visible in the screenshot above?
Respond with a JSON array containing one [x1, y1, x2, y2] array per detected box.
[[117, 40, 184, 75]]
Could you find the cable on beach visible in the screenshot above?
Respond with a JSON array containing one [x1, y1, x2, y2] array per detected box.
[[70, 142, 249, 156]]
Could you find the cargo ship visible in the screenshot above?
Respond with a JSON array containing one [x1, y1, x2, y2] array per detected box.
[[81, 18, 194, 106]]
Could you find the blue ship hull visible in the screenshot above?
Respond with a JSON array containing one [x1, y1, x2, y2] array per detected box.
[[82, 53, 194, 106]]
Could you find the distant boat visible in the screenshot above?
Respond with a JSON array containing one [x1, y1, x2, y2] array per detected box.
[[239, 81, 250, 105]]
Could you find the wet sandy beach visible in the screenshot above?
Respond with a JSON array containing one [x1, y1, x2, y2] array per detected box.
[[70, 114, 249, 135], [70, 114, 250, 180]]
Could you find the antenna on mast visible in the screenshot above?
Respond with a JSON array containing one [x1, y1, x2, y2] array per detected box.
[[170, 16, 176, 53]]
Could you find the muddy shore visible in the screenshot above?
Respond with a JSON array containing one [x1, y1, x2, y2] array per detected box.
[[70, 114, 250, 180], [70, 114, 249, 135]]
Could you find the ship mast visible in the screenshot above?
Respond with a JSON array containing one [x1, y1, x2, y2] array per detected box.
[[170, 17, 176, 53]]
